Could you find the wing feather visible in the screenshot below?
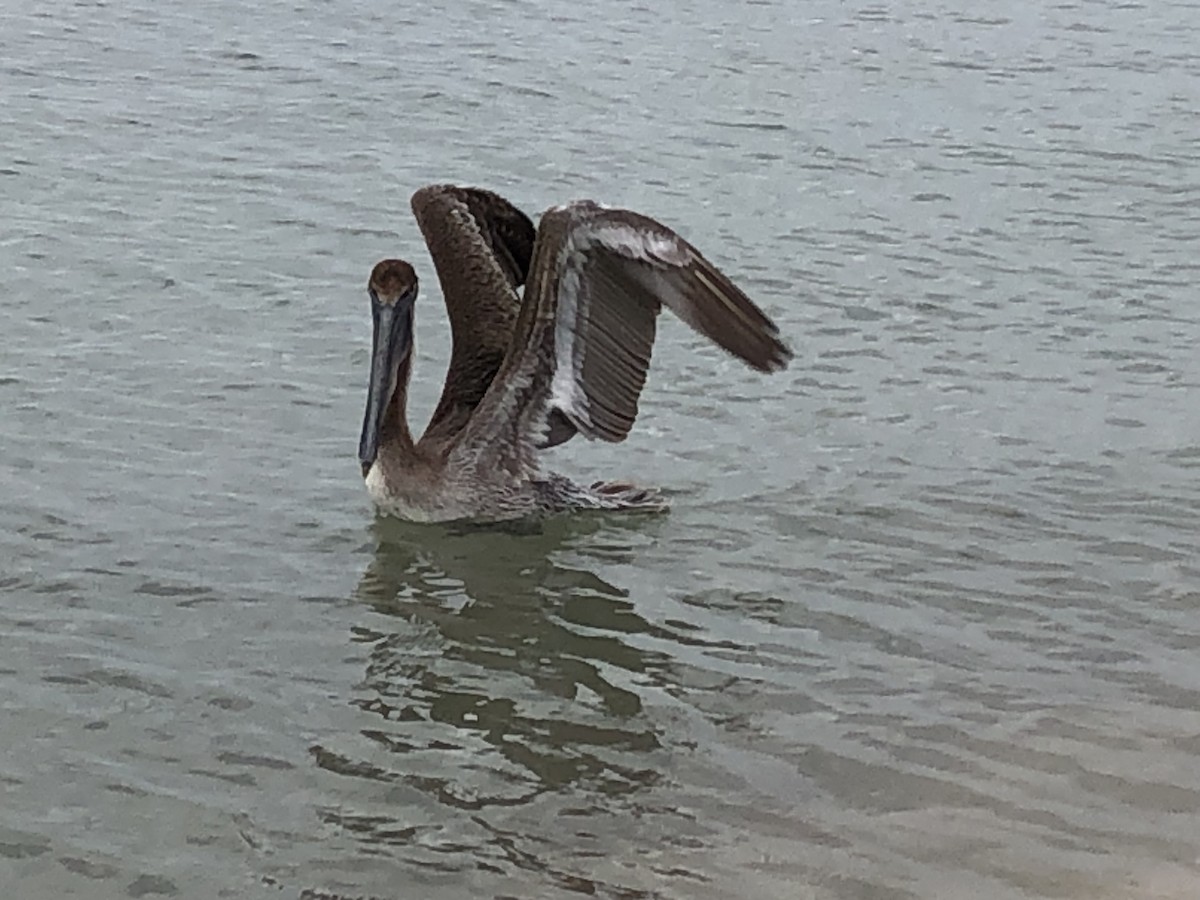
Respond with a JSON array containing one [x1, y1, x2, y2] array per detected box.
[[452, 200, 792, 475], [410, 184, 535, 446]]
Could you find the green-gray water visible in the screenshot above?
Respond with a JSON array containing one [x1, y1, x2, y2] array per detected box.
[[3, 0, 1199, 897]]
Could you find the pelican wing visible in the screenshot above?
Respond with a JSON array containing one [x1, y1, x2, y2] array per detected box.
[[411, 184, 536, 445], [453, 201, 792, 476]]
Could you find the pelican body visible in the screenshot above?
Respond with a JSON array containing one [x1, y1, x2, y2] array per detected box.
[[357, 185, 792, 523]]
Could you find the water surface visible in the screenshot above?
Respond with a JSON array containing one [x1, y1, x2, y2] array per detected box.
[[3, 0, 1200, 897]]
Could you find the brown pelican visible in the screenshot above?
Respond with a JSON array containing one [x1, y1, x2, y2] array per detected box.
[[358, 184, 792, 522]]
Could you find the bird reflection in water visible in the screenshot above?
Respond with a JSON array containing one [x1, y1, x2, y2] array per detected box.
[[298, 521, 729, 897], [326, 516, 673, 808]]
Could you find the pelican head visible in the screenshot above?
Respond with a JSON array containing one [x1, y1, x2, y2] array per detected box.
[[358, 259, 418, 477]]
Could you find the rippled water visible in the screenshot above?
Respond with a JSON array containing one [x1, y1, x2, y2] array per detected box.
[[4, 0, 1200, 897]]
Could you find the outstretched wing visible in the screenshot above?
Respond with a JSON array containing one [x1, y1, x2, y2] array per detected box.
[[410, 184, 536, 446], [452, 200, 792, 477]]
